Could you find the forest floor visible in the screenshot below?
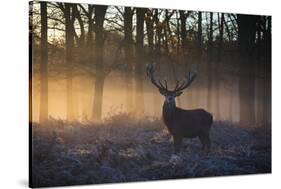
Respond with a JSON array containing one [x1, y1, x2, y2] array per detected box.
[[31, 114, 271, 187]]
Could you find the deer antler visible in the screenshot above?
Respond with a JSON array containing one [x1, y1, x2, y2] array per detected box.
[[174, 71, 197, 92], [146, 63, 196, 92], [146, 64, 168, 91]]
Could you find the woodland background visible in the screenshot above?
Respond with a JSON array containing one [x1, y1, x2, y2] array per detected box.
[[30, 1, 271, 126]]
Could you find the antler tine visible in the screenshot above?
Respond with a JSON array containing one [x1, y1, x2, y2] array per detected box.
[[146, 63, 167, 90], [158, 80, 166, 89], [174, 71, 197, 92], [164, 80, 168, 90], [174, 80, 181, 91], [175, 80, 186, 91]]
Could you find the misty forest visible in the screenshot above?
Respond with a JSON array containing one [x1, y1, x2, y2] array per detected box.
[[29, 1, 271, 187]]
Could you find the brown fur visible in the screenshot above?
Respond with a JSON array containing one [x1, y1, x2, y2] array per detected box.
[[162, 101, 213, 154]]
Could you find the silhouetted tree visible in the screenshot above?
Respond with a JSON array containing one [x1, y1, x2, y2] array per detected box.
[[92, 5, 108, 121], [152, 9, 162, 116], [197, 12, 202, 62], [145, 9, 154, 55], [39, 1, 48, 123], [179, 10, 188, 50], [64, 3, 75, 121], [124, 7, 134, 113], [237, 14, 259, 126], [135, 8, 146, 116], [75, 4, 95, 118], [215, 13, 224, 120], [263, 16, 271, 124], [207, 12, 214, 112], [195, 11, 203, 106]]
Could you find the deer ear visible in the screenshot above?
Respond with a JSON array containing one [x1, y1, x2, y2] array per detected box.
[[175, 91, 183, 96]]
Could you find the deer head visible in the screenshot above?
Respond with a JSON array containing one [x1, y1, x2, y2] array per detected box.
[[146, 64, 197, 107]]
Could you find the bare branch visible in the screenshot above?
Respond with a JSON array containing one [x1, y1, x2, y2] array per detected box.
[[78, 4, 88, 16], [56, 2, 65, 14], [114, 6, 124, 18]]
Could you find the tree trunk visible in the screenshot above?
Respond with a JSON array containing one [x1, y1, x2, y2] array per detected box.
[[154, 9, 162, 54], [256, 17, 263, 124], [196, 11, 202, 106], [179, 11, 187, 50], [237, 14, 258, 126], [207, 12, 213, 112], [152, 9, 161, 117], [65, 4, 75, 121], [92, 5, 107, 121], [73, 4, 87, 119], [263, 16, 271, 125], [29, 1, 35, 123], [81, 5, 94, 119], [71, 5, 79, 119], [179, 10, 188, 107], [39, 2, 48, 123], [215, 13, 224, 120], [145, 9, 154, 54], [146, 9, 160, 116], [135, 8, 146, 117], [87, 5, 94, 48], [124, 7, 134, 113], [228, 83, 233, 122]]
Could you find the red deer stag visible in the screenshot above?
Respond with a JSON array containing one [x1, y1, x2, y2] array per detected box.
[[146, 64, 213, 154]]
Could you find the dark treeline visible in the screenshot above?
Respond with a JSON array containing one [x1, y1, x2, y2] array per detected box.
[[29, 1, 271, 127]]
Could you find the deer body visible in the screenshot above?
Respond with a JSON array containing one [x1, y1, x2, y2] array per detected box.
[[163, 102, 213, 153], [163, 105, 212, 137], [146, 64, 213, 154]]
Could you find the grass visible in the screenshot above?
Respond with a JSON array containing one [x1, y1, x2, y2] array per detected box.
[[30, 114, 271, 187]]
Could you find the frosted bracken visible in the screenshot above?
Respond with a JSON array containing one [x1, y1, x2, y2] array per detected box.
[[31, 114, 271, 187]]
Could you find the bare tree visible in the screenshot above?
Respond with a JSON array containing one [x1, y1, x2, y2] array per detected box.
[[215, 13, 224, 120], [207, 12, 214, 112], [263, 16, 271, 125], [64, 3, 76, 121], [237, 14, 259, 126], [195, 11, 202, 106], [124, 7, 134, 113], [92, 5, 108, 121], [179, 10, 188, 50], [39, 1, 48, 123], [135, 8, 146, 116]]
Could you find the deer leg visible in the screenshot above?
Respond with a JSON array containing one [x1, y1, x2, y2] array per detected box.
[[205, 134, 211, 150], [199, 132, 211, 151], [199, 137, 205, 150], [173, 136, 182, 154]]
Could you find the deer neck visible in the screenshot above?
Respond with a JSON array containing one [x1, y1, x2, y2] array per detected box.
[[163, 101, 176, 122]]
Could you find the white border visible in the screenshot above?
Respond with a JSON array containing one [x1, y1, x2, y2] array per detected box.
[[0, 0, 280, 189]]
